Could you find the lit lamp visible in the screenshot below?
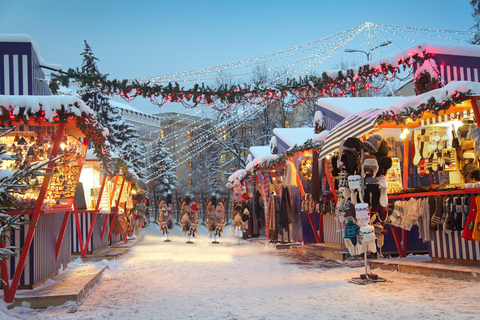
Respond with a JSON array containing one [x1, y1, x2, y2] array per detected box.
[[400, 128, 409, 139]]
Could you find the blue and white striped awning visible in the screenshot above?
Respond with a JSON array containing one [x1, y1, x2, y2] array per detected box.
[[318, 108, 382, 160]]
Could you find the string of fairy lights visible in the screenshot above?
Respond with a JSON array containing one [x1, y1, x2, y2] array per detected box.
[[140, 99, 269, 183], [55, 22, 475, 184], [136, 23, 474, 183]]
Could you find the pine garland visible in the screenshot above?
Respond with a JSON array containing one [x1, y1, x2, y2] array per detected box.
[[49, 51, 433, 108], [375, 89, 471, 126]]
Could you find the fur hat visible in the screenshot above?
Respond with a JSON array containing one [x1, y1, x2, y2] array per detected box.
[[341, 152, 358, 175], [375, 139, 390, 158], [363, 134, 383, 154], [362, 157, 379, 177], [343, 137, 363, 153], [331, 155, 340, 176], [377, 156, 393, 177], [355, 203, 370, 220]]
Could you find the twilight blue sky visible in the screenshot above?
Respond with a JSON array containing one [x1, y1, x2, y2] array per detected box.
[[0, 0, 476, 113]]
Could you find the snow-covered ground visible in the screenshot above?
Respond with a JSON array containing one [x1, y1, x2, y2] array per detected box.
[[2, 224, 480, 320]]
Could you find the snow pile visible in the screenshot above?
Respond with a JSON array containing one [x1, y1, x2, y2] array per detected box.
[[3, 225, 480, 319], [0, 34, 62, 71], [0, 95, 96, 122]]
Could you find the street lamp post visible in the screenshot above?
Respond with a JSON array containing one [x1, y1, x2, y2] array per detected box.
[[344, 41, 392, 97], [344, 40, 392, 61]]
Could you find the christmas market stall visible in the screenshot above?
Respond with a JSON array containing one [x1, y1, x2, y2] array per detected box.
[[317, 41, 480, 261], [318, 81, 480, 260], [0, 95, 110, 303], [271, 126, 328, 244], [315, 96, 408, 248], [72, 149, 127, 257], [376, 81, 480, 261]]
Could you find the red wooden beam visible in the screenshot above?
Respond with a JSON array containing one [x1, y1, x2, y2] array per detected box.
[[388, 187, 480, 200], [107, 178, 126, 242], [306, 212, 321, 243], [83, 175, 107, 253], [101, 173, 119, 241], [55, 211, 71, 260], [390, 227, 406, 258], [4, 122, 66, 303]]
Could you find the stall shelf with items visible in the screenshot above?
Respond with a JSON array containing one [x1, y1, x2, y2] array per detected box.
[[0, 95, 110, 303], [319, 81, 480, 261], [373, 81, 480, 261]]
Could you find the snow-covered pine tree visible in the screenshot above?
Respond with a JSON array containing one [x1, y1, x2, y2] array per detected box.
[[114, 119, 146, 180], [149, 139, 177, 200], [78, 41, 145, 179]]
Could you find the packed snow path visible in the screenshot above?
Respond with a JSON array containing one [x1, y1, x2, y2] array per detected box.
[[5, 224, 480, 320]]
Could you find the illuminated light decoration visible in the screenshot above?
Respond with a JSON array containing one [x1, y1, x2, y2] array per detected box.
[[300, 157, 313, 180]]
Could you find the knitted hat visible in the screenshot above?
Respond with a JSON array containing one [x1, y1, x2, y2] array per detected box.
[[348, 175, 361, 190], [355, 203, 370, 220], [338, 174, 349, 191], [379, 176, 388, 207], [363, 134, 382, 154], [362, 157, 379, 177]]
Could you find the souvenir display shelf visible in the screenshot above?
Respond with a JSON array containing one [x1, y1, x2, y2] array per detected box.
[[0, 122, 88, 214]]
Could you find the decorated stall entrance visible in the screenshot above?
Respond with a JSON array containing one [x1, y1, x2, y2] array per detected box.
[[0, 95, 109, 302]]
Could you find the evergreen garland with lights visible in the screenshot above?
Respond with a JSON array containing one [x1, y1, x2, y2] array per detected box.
[[375, 90, 472, 126], [49, 50, 433, 108]]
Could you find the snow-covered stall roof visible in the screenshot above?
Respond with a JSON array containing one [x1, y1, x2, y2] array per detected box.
[[227, 169, 247, 187], [249, 146, 271, 159], [383, 81, 480, 116], [0, 34, 62, 71], [0, 95, 97, 122], [273, 127, 329, 148], [324, 41, 480, 79], [316, 96, 408, 119]]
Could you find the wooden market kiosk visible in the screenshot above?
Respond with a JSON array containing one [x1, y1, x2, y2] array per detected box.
[[0, 95, 110, 303], [319, 81, 480, 262], [377, 82, 480, 261], [72, 150, 132, 257]]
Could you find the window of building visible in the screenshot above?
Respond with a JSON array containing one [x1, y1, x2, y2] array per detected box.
[[160, 129, 164, 138], [189, 162, 192, 170], [220, 154, 226, 162], [188, 179, 192, 187], [187, 131, 191, 139]]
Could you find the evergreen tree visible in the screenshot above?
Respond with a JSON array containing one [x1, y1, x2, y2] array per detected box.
[[79, 41, 145, 178], [472, 0, 480, 44], [149, 139, 177, 209]]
